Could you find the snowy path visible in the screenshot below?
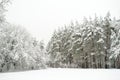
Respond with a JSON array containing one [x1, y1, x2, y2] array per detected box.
[[0, 68, 120, 80]]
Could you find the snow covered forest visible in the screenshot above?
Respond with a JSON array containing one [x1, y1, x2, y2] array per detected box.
[[0, 0, 120, 72], [47, 12, 120, 68]]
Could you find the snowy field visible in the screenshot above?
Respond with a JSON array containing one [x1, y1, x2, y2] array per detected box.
[[0, 68, 120, 80]]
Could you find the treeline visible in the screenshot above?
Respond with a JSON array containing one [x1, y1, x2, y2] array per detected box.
[[47, 12, 120, 68], [0, 0, 47, 72], [0, 0, 120, 73]]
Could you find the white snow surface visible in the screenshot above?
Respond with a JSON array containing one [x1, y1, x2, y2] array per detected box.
[[0, 68, 120, 80]]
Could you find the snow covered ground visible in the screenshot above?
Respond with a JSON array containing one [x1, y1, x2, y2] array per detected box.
[[0, 68, 120, 80]]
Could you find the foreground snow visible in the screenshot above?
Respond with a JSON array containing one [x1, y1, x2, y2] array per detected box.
[[0, 68, 120, 80]]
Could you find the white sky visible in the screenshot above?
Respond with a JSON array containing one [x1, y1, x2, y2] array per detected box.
[[6, 0, 120, 44]]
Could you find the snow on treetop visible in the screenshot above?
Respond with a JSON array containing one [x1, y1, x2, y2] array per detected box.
[[97, 38, 104, 43]]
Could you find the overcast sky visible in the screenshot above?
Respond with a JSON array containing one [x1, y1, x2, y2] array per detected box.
[[6, 0, 120, 44]]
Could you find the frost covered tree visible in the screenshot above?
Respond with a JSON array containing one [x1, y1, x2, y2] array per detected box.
[[109, 18, 120, 68], [0, 0, 47, 72], [0, 0, 10, 22], [47, 24, 75, 67], [0, 23, 46, 72], [47, 13, 120, 68]]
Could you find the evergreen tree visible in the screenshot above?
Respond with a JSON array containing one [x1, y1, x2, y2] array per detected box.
[[47, 12, 120, 68]]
